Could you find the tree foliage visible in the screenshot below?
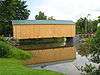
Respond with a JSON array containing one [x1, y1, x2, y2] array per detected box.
[[35, 11, 47, 20], [76, 17, 99, 34], [90, 26, 100, 63], [76, 17, 86, 34], [0, 0, 30, 36], [48, 16, 55, 20], [77, 63, 100, 75], [77, 26, 100, 63], [98, 16, 100, 22], [77, 26, 100, 75]]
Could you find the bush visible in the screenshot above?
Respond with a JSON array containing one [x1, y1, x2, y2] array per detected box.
[[90, 26, 100, 63], [0, 41, 10, 57], [9, 47, 32, 60], [0, 37, 32, 60], [77, 63, 100, 75]]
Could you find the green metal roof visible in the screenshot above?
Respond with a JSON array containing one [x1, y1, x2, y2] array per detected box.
[[12, 20, 75, 25]]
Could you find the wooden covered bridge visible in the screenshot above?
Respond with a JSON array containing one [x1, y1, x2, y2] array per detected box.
[[12, 20, 76, 64]]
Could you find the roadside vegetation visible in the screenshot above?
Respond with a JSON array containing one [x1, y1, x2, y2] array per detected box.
[[76, 16, 100, 75]]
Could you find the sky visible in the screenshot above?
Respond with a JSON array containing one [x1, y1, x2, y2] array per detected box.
[[24, 0, 100, 21]]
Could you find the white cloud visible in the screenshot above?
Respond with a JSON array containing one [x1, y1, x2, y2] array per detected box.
[[26, 0, 100, 21]]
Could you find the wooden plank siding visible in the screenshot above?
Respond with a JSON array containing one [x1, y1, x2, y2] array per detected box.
[[13, 24, 75, 39], [24, 47, 76, 64]]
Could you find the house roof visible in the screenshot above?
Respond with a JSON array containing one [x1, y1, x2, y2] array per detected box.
[[12, 20, 75, 25]]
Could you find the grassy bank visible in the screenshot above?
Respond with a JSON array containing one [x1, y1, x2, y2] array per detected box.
[[0, 37, 64, 75], [0, 58, 64, 75]]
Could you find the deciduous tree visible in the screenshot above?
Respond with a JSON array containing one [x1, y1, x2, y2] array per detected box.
[[35, 11, 47, 20]]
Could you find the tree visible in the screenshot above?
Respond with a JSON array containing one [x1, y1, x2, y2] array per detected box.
[[48, 16, 55, 20], [0, 0, 30, 36], [35, 11, 47, 20], [90, 26, 100, 63], [76, 17, 100, 75], [77, 26, 100, 75], [98, 16, 100, 22], [76, 17, 86, 34], [76, 17, 98, 35], [90, 20, 98, 33]]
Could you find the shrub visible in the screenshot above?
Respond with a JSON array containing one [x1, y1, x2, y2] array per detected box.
[[0, 37, 32, 60], [0, 41, 10, 57], [77, 63, 100, 75], [90, 26, 100, 63], [9, 47, 32, 60]]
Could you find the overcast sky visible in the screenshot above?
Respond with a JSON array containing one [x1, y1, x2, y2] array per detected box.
[[25, 0, 100, 21]]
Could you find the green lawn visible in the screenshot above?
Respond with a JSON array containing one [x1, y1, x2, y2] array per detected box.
[[0, 58, 64, 75]]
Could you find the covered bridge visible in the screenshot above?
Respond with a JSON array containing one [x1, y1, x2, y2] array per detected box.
[[12, 20, 76, 64], [12, 20, 75, 39]]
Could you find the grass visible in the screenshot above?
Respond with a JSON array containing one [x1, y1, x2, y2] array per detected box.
[[0, 58, 64, 75], [0, 39, 63, 75], [0, 37, 64, 75]]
